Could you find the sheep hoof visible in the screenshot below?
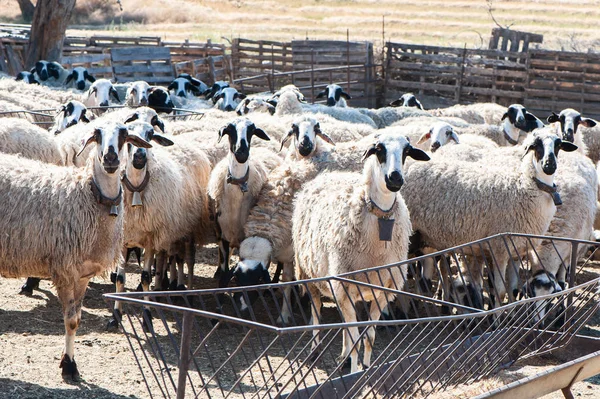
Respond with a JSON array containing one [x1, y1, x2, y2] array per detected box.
[[110, 272, 117, 284], [136, 283, 143, 292], [19, 285, 34, 296], [106, 309, 122, 330], [142, 309, 153, 332], [19, 277, 40, 296], [340, 358, 352, 374], [60, 354, 80, 382]]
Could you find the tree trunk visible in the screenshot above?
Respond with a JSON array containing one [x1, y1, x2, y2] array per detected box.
[[16, 0, 35, 23], [25, 0, 76, 68]]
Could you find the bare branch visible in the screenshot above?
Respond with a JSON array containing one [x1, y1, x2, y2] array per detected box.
[[486, 0, 514, 30]]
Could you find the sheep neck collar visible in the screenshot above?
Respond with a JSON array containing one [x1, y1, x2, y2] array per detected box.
[[534, 177, 562, 206], [90, 178, 122, 216], [227, 167, 249, 193], [503, 128, 519, 145], [366, 196, 397, 219], [122, 171, 151, 193]]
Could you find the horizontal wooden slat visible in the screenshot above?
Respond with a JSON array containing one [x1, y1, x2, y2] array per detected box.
[[110, 46, 171, 62]]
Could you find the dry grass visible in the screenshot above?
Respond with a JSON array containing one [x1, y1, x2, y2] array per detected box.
[[1, 0, 600, 50]]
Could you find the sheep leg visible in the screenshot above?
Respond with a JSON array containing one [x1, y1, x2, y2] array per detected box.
[[277, 262, 294, 326], [363, 291, 390, 369], [215, 238, 230, 283], [185, 238, 195, 289], [107, 247, 128, 329], [139, 248, 154, 292], [153, 251, 168, 291], [490, 260, 508, 308], [57, 277, 89, 381], [339, 296, 360, 374], [19, 277, 41, 296], [168, 256, 178, 290], [308, 285, 322, 362]]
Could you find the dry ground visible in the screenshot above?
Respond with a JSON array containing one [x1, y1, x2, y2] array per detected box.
[[1, 0, 600, 50], [0, 244, 599, 399]]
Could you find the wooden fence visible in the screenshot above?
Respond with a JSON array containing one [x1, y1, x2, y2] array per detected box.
[[231, 38, 378, 107]]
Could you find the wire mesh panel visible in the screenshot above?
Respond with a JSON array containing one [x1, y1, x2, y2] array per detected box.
[[105, 233, 600, 398], [165, 108, 206, 122], [0, 109, 55, 126]]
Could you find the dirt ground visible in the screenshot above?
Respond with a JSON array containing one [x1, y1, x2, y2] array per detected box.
[[0, 245, 599, 399]]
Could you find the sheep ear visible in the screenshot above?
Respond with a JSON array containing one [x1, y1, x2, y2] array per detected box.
[[417, 130, 431, 145], [151, 115, 165, 132], [267, 103, 276, 115], [110, 87, 121, 103], [253, 127, 270, 141], [340, 91, 351, 100], [267, 99, 278, 108], [235, 92, 247, 100], [407, 145, 430, 162], [415, 100, 424, 110], [525, 112, 538, 121], [449, 130, 460, 144], [314, 123, 335, 146], [167, 82, 176, 91], [126, 133, 153, 149], [581, 118, 597, 128], [218, 123, 234, 143], [80, 111, 90, 123], [84, 71, 95, 83], [280, 130, 295, 152], [76, 128, 100, 157], [186, 82, 201, 95], [64, 72, 74, 86], [151, 133, 174, 147], [362, 144, 378, 162], [315, 90, 327, 99], [501, 112, 508, 121], [389, 99, 403, 107], [560, 141, 578, 152], [547, 112, 560, 123]]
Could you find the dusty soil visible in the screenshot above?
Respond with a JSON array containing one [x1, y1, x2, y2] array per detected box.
[[0, 246, 599, 399]]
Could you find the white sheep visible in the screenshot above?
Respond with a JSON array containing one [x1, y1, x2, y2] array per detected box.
[[547, 108, 597, 159], [168, 77, 203, 98], [389, 92, 424, 109], [292, 132, 429, 373], [30, 60, 69, 86], [125, 81, 151, 107], [63, 67, 96, 91], [0, 118, 67, 165], [16, 71, 40, 85], [402, 129, 578, 307], [430, 102, 507, 125], [207, 118, 278, 286], [50, 100, 90, 135], [415, 121, 498, 152], [235, 97, 276, 116], [0, 122, 152, 380], [316, 83, 351, 107], [83, 79, 122, 111], [215, 87, 246, 112]]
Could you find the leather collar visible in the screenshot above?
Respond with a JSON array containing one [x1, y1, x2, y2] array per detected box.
[[503, 128, 519, 145], [366, 196, 397, 219], [122, 171, 150, 193], [227, 167, 249, 193], [534, 178, 562, 206], [90, 179, 122, 207]]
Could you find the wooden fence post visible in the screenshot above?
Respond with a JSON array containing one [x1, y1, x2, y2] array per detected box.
[[455, 44, 467, 103]]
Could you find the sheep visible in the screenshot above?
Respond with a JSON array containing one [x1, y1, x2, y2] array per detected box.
[[415, 122, 498, 152], [168, 77, 203, 98], [0, 118, 67, 165], [401, 129, 578, 307], [389, 92, 424, 109], [83, 79, 122, 111], [50, 100, 90, 135], [500, 104, 545, 145], [234, 116, 337, 308], [235, 97, 276, 116], [547, 108, 598, 159], [316, 83, 351, 107], [215, 87, 246, 112], [268, 84, 305, 105], [0, 122, 152, 380], [109, 121, 212, 326], [0, 78, 65, 110], [125, 81, 151, 107], [177, 73, 209, 94], [292, 132, 429, 373], [147, 86, 175, 114], [16, 71, 39, 85], [63, 67, 96, 91], [275, 90, 377, 128], [206, 81, 230, 102], [207, 118, 278, 286], [31, 60, 69, 86], [430, 102, 507, 125]]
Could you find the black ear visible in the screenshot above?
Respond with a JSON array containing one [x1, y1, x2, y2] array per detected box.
[[84, 71, 95, 83], [267, 99, 278, 108], [48, 62, 61, 79], [340, 90, 351, 100], [151, 115, 165, 132], [110, 87, 121, 103], [389, 99, 403, 107], [581, 118, 597, 128], [64, 72, 74, 86], [501, 112, 508, 121], [151, 133, 174, 147], [30, 66, 36, 74], [362, 144, 378, 162], [124, 113, 139, 124], [186, 82, 201, 95], [77, 128, 101, 157], [167, 82, 176, 91], [279, 128, 296, 151], [547, 112, 560, 123], [415, 100, 424, 110], [234, 92, 247, 100], [267, 104, 276, 115], [252, 127, 270, 141], [560, 141, 578, 152], [218, 123, 234, 143], [316, 90, 327, 99], [80, 110, 90, 123], [406, 145, 430, 162], [525, 112, 538, 121]]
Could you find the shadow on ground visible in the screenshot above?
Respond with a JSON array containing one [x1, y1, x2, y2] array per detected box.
[[0, 378, 139, 399]]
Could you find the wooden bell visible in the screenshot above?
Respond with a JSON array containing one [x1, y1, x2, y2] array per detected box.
[[132, 191, 143, 207], [110, 205, 119, 217]]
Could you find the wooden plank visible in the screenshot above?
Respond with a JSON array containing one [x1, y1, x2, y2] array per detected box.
[[110, 46, 171, 62], [113, 64, 174, 74]]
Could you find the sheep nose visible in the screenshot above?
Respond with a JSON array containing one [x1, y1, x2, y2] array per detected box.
[[326, 97, 336, 107], [132, 149, 147, 169], [177, 91, 185, 97], [99, 101, 109, 107], [542, 156, 557, 175], [103, 149, 120, 172], [77, 81, 85, 91], [140, 97, 148, 106], [431, 141, 441, 152], [563, 128, 574, 143], [224, 105, 234, 112]]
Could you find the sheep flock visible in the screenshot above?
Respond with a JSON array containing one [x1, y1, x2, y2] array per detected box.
[[0, 64, 598, 382]]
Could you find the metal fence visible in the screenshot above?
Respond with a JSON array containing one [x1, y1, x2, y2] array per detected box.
[[105, 233, 600, 399]]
